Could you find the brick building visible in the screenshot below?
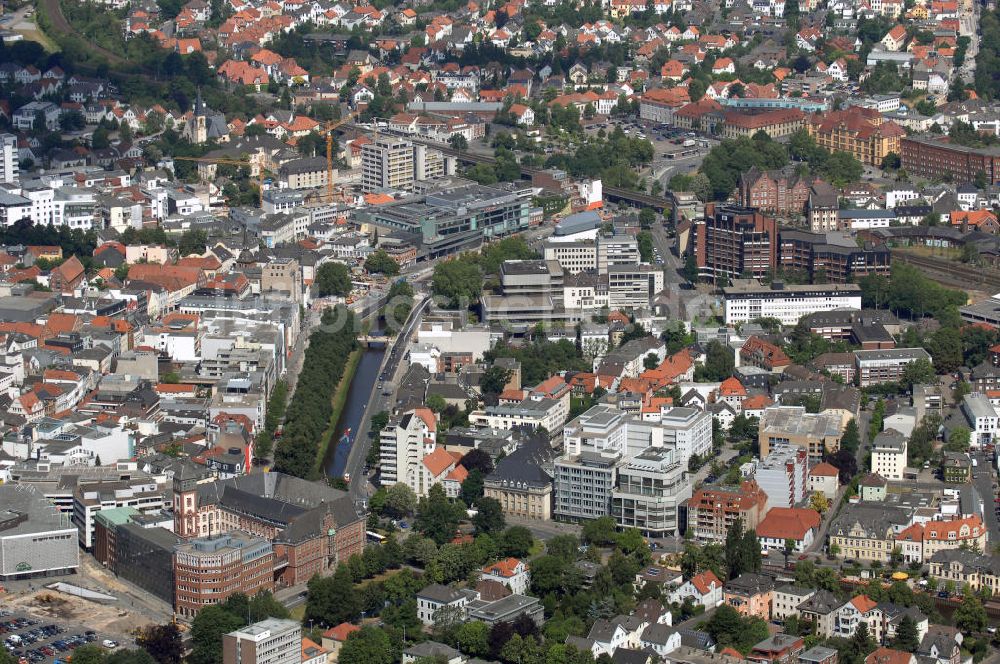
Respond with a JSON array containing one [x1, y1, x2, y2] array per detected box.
[[900, 136, 1000, 185], [685, 480, 769, 542], [173, 532, 275, 618], [173, 472, 365, 587], [738, 168, 817, 216], [806, 108, 904, 166], [694, 204, 778, 283]]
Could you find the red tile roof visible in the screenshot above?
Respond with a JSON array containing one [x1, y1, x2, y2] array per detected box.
[[322, 623, 360, 642], [756, 507, 821, 540]]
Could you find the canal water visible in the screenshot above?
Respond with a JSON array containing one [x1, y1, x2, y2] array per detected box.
[[324, 348, 385, 478]]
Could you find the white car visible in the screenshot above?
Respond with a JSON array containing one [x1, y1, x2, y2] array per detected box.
[[102, 640, 118, 649]]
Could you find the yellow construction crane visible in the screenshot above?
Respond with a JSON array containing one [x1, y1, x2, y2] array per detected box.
[[323, 108, 362, 202], [172, 155, 265, 206]]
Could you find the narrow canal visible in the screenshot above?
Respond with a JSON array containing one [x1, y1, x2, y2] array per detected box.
[[324, 348, 385, 478]]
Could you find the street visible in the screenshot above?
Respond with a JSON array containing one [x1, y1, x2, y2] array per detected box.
[[344, 295, 431, 500], [972, 449, 1000, 544]]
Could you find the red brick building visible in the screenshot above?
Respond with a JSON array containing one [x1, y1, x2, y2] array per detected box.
[[738, 168, 817, 216], [173, 532, 275, 618], [173, 472, 365, 587], [901, 136, 1000, 185]]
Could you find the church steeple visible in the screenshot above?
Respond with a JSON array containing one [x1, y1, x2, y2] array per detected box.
[[194, 88, 205, 116]]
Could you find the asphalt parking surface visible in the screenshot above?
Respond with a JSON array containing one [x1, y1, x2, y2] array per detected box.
[[0, 610, 120, 664]]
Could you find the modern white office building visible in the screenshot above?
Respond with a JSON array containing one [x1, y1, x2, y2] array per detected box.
[[222, 619, 301, 664], [723, 281, 863, 326]]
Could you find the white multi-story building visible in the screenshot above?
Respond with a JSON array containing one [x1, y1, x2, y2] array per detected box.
[[470, 397, 567, 432], [362, 135, 415, 192], [658, 407, 713, 467], [379, 408, 437, 488], [754, 443, 808, 509], [222, 619, 302, 664], [723, 281, 863, 327], [416, 584, 478, 625], [0, 182, 98, 230], [961, 393, 998, 449], [563, 404, 629, 456], [871, 429, 908, 480], [608, 265, 665, 310], [543, 240, 598, 274], [0, 134, 18, 184]]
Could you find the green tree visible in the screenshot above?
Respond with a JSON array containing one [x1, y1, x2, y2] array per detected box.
[[432, 257, 483, 308], [682, 252, 699, 283], [363, 249, 400, 276], [189, 606, 244, 664], [944, 425, 971, 453], [637, 231, 654, 262], [415, 483, 466, 544], [822, 151, 864, 186], [460, 469, 485, 506], [581, 516, 618, 545], [427, 393, 447, 413], [841, 418, 861, 455], [449, 134, 470, 150], [695, 341, 735, 381], [900, 358, 937, 390], [473, 496, 506, 534], [499, 525, 535, 558], [892, 615, 920, 652], [339, 628, 397, 664], [305, 566, 360, 626], [456, 621, 491, 657], [72, 646, 108, 664], [136, 623, 183, 664], [316, 262, 353, 297], [851, 622, 877, 660], [177, 229, 208, 256], [384, 482, 418, 518]]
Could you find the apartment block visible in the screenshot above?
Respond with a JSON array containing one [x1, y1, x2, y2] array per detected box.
[[0, 133, 18, 185], [380, 408, 437, 488], [554, 450, 622, 522], [685, 480, 769, 542], [901, 136, 1000, 185], [658, 407, 713, 467], [870, 429, 907, 480], [362, 135, 415, 192], [854, 348, 933, 387], [754, 444, 808, 510], [806, 107, 905, 166]]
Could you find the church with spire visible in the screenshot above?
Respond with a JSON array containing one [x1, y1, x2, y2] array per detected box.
[[183, 90, 230, 144]]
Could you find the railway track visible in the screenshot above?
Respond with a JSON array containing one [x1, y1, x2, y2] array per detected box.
[[891, 250, 1000, 292]]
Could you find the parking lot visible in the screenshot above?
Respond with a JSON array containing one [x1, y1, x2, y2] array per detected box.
[[0, 610, 123, 664]]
